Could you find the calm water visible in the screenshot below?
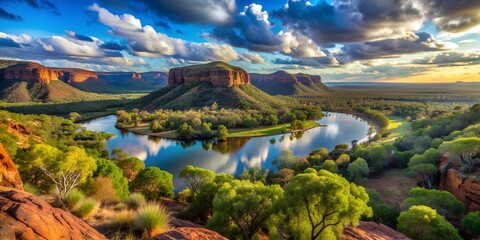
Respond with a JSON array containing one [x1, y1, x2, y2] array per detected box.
[[82, 112, 370, 190]]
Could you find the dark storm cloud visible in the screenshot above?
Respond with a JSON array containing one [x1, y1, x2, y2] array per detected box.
[[413, 51, 480, 66], [155, 19, 171, 31], [100, 41, 128, 51], [100, 0, 236, 25], [0, 37, 22, 48], [271, 0, 424, 45], [338, 32, 455, 62], [69, 33, 94, 42], [422, 0, 480, 34], [0, 7, 22, 21], [272, 54, 339, 67]]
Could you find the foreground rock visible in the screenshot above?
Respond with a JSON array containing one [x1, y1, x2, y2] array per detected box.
[[168, 61, 250, 87], [153, 227, 227, 240], [342, 222, 410, 240], [0, 187, 107, 240], [0, 144, 23, 190]]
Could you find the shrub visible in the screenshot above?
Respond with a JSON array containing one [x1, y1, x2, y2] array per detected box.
[[462, 211, 480, 237], [124, 193, 146, 210], [65, 189, 85, 209], [135, 202, 171, 238], [113, 210, 136, 230], [76, 199, 98, 219], [89, 177, 119, 203], [23, 183, 40, 196], [130, 167, 174, 200]]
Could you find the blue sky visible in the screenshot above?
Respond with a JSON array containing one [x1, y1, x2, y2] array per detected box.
[[0, 0, 479, 82]]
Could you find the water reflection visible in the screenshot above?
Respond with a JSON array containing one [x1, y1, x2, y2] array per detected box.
[[82, 112, 370, 190]]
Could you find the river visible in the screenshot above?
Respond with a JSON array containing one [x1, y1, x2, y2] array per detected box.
[[82, 112, 370, 190]]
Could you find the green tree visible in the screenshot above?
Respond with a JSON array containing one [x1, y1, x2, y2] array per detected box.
[[92, 158, 129, 199], [216, 125, 228, 141], [401, 188, 464, 219], [366, 145, 387, 175], [405, 164, 438, 189], [348, 158, 369, 183], [335, 154, 350, 167], [30, 144, 97, 203], [274, 149, 297, 169], [179, 165, 215, 195], [116, 157, 145, 181], [207, 180, 283, 240], [177, 122, 194, 139], [331, 144, 350, 159], [239, 167, 269, 184], [270, 168, 295, 186], [68, 112, 81, 122], [440, 137, 480, 173], [130, 167, 174, 200], [462, 211, 480, 238], [320, 160, 338, 173], [278, 170, 372, 240], [397, 205, 461, 240]]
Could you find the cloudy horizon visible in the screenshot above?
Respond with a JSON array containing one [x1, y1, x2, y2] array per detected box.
[[0, 0, 479, 82]]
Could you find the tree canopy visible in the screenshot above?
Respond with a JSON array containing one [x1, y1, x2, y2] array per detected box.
[[130, 166, 174, 200]]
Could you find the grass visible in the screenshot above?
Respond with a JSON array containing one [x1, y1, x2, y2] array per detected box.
[[23, 183, 40, 196], [362, 169, 416, 208], [376, 115, 411, 144], [76, 198, 98, 219], [124, 193, 147, 210], [135, 202, 171, 238], [66, 189, 85, 209], [113, 210, 136, 230]]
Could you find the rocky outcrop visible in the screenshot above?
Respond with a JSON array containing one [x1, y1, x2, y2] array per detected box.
[[56, 68, 99, 83], [342, 222, 410, 240], [168, 62, 250, 87], [153, 227, 227, 240], [0, 144, 22, 190], [0, 187, 107, 240], [439, 169, 480, 211], [250, 71, 322, 84], [3, 63, 59, 84]]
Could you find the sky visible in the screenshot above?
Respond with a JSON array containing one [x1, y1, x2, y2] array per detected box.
[[0, 0, 479, 82]]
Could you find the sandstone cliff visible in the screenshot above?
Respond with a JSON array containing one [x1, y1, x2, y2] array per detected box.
[[0, 144, 23, 190], [56, 68, 99, 83], [250, 71, 322, 84], [439, 169, 480, 211], [342, 222, 410, 240], [3, 62, 59, 84], [0, 187, 107, 240], [168, 61, 250, 87]]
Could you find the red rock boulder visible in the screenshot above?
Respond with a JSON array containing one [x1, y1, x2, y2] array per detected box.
[[0, 187, 107, 240], [342, 222, 410, 240], [153, 227, 227, 240], [0, 144, 23, 190]]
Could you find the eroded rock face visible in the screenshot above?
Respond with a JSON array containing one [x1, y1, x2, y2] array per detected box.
[[250, 71, 322, 84], [0, 144, 22, 190], [57, 69, 99, 83], [168, 62, 250, 87], [342, 222, 410, 240], [153, 227, 227, 240], [3, 63, 59, 84], [439, 169, 480, 211], [0, 187, 107, 240]]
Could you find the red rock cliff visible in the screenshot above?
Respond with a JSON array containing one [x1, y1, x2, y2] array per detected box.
[[439, 169, 480, 212], [342, 222, 410, 240], [3, 63, 59, 84], [56, 68, 99, 83], [0, 144, 23, 190], [168, 62, 250, 87]]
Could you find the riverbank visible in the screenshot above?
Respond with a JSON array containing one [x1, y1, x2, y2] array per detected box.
[[117, 120, 324, 140]]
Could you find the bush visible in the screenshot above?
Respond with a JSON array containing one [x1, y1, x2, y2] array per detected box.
[[65, 189, 85, 209], [135, 202, 171, 238], [76, 199, 98, 219], [113, 210, 136, 230], [462, 211, 480, 237], [89, 177, 119, 203], [124, 193, 147, 210], [23, 183, 40, 196], [130, 167, 174, 200]]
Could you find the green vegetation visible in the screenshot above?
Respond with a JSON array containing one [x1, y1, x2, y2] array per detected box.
[[135, 202, 171, 238], [124, 193, 147, 210], [462, 212, 480, 238], [75, 198, 98, 219], [397, 205, 461, 240], [65, 189, 86, 209], [179, 165, 215, 196], [129, 167, 174, 200], [401, 188, 464, 219]]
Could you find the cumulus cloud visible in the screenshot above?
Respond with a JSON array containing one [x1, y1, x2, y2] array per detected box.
[[0, 32, 144, 67], [100, 0, 236, 25], [88, 4, 241, 62], [412, 51, 480, 66], [338, 32, 457, 62], [272, 0, 425, 45], [65, 30, 94, 42], [238, 52, 266, 64], [0, 7, 22, 21], [421, 0, 480, 35]]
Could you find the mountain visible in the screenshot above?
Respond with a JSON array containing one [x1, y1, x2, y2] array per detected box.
[[0, 62, 106, 102], [250, 71, 330, 95], [139, 61, 287, 110]]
